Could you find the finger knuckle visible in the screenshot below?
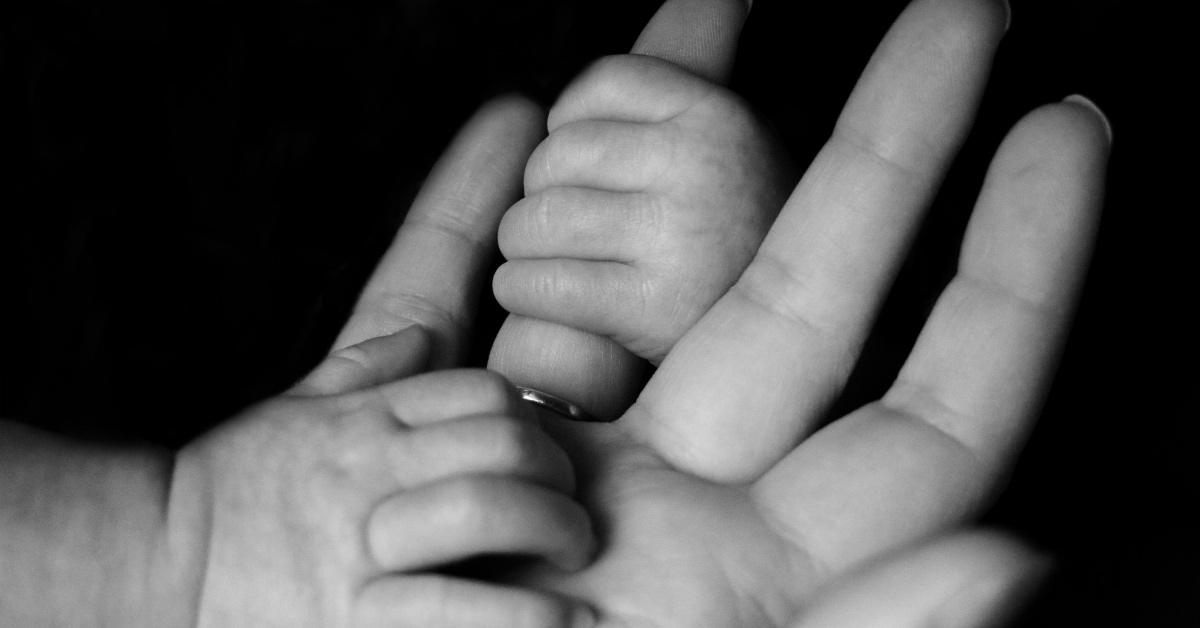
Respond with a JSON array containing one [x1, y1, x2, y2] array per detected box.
[[500, 190, 558, 252], [575, 53, 643, 92], [497, 195, 540, 256], [523, 135, 557, 193]]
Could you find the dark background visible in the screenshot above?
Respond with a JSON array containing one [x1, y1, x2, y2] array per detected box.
[[0, 0, 1191, 625]]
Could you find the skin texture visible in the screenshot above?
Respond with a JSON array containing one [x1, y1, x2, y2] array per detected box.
[[175, 335, 596, 627], [0, 1, 1108, 626], [488, 0, 793, 420], [788, 531, 1050, 628], [169, 99, 604, 628], [303, 0, 1106, 625], [475, 0, 1106, 626], [0, 97, 604, 628]]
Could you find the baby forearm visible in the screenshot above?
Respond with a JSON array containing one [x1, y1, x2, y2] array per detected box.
[[0, 420, 196, 628]]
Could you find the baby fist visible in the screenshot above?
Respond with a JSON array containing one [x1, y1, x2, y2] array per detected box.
[[494, 54, 793, 364]]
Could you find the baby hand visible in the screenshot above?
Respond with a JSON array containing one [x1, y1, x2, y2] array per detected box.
[[171, 328, 596, 628], [493, 53, 793, 365]]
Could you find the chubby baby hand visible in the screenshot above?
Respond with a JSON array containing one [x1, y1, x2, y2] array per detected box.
[[494, 53, 794, 364], [170, 328, 596, 628]]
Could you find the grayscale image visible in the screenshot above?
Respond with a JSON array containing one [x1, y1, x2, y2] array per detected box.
[[1, 1, 1187, 626]]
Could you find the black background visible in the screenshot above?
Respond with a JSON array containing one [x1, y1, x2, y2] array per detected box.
[[0, 0, 1191, 625]]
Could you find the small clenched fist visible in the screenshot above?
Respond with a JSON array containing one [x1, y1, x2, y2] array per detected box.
[[494, 53, 794, 365]]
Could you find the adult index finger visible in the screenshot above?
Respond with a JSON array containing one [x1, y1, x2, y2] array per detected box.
[[334, 96, 545, 367], [631, 0, 751, 84]]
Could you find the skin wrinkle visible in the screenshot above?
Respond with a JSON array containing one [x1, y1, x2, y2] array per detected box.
[[827, 124, 934, 184], [955, 272, 1068, 320], [403, 209, 494, 253], [731, 249, 839, 341], [880, 381, 996, 467], [890, 412, 994, 530], [351, 291, 471, 357]]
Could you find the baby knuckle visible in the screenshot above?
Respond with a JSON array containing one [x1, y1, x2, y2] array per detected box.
[[581, 54, 641, 84], [523, 137, 558, 193], [497, 194, 547, 254]]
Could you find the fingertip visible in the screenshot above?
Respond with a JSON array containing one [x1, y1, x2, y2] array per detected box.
[[926, 532, 1053, 628], [491, 260, 519, 308], [988, 98, 1113, 200], [1061, 93, 1114, 145], [1011, 97, 1112, 157], [932, 530, 1051, 577]]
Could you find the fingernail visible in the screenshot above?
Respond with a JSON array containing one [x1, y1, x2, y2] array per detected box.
[[1001, 0, 1011, 32], [571, 604, 599, 628], [1063, 94, 1114, 144], [930, 554, 1052, 628]]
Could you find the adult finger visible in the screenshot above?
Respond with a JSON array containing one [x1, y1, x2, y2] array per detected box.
[[290, 326, 431, 396], [631, 0, 751, 84], [789, 531, 1049, 628], [366, 475, 596, 573], [390, 414, 577, 494], [375, 369, 534, 427], [356, 575, 596, 628], [333, 96, 544, 368], [630, 0, 1011, 483], [753, 99, 1110, 572]]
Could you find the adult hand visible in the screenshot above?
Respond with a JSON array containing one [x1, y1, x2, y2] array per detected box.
[[489, 0, 789, 420], [170, 98, 601, 628], [486, 0, 1108, 625]]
